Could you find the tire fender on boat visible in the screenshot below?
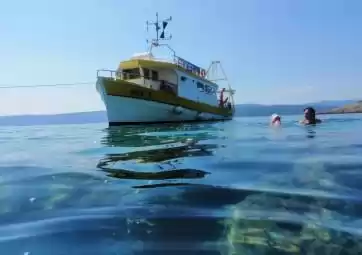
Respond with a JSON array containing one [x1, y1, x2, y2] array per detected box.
[[196, 112, 204, 119], [172, 106, 183, 115]]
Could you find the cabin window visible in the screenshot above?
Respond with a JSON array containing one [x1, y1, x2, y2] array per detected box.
[[203, 84, 217, 95], [204, 85, 211, 94], [123, 68, 141, 79], [151, 70, 158, 81], [196, 81, 204, 92], [181, 76, 187, 81], [207, 86, 216, 94], [143, 68, 150, 79]]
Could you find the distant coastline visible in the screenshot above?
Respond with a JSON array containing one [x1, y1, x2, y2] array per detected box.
[[319, 101, 362, 115], [319, 111, 362, 115]]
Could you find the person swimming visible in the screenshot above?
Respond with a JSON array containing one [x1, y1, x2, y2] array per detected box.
[[300, 107, 321, 125], [270, 113, 281, 126]]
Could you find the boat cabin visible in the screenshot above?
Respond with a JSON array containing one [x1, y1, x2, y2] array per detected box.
[[116, 53, 220, 107]]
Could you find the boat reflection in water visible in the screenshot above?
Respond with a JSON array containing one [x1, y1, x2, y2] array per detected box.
[[98, 126, 215, 186]]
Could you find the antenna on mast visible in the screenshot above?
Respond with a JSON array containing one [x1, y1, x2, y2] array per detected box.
[[146, 13, 174, 55]]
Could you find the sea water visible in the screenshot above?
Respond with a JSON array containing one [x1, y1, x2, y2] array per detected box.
[[0, 114, 362, 254]]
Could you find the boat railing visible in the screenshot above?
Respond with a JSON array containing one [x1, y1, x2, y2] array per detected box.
[[96, 69, 124, 80], [96, 69, 177, 94], [97, 69, 148, 81]]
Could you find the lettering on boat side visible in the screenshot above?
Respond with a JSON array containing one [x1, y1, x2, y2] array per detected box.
[[176, 56, 206, 77]]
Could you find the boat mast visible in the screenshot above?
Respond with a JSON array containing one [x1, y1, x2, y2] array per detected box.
[[146, 13, 175, 58], [206, 61, 236, 113]]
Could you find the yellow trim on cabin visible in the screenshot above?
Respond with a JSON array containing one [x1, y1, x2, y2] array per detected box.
[[118, 59, 218, 87], [101, 78, 233, 117]]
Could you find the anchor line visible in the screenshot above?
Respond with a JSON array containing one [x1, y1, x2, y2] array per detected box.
[[0, 82, 95, 89]]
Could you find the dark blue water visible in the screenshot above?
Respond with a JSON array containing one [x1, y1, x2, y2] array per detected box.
[[1, 114, 362, 254]]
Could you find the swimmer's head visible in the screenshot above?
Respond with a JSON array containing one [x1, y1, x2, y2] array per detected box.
[[304, 107, 316, 121], [271, 113, 281, 125]]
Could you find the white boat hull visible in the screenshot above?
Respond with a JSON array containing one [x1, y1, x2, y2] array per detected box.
[[103, 95, 232, 125], [96, 79, 232, 125]]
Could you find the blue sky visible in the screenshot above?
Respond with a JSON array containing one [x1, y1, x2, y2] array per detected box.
[[0, 0, 361, 115]]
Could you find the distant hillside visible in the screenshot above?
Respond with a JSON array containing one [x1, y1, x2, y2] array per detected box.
[[0, 111, 107, 126], [309, 99, 357, 108], [321, 101, 362, 114]]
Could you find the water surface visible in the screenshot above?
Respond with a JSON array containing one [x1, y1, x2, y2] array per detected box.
[[1, 114, 362, 254]]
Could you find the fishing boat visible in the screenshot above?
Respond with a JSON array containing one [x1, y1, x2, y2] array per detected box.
[[96, 13, 236, 126]]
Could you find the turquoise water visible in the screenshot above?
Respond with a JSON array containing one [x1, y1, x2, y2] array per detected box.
[[1, 114, 362, 254]]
